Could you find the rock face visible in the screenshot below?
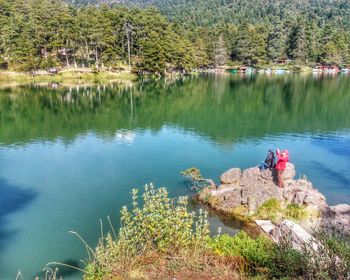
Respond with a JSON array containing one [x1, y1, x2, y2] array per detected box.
[[220, 168, 241, 185], [198, 163, 349, 232], [200, 163, 326, 212], [322, 204, 350, 233], [256, 219, 320, 251]]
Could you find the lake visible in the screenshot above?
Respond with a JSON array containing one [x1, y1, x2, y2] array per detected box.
[[0, 73, 350, 279]]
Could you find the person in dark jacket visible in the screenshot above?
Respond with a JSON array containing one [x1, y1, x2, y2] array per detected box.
[[259, 149, 275, 171]]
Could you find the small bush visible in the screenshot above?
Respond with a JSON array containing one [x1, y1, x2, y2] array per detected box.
[[284, 204, 308, 220], [208, 231, 273, 270], [268, 239, 305, 278], [268, 227, 350, 279], [85, 184, 210, 279], [254, 198, 282, 222]]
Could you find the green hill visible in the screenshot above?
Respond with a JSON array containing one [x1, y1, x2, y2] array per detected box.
[[65, 0, 350, 28]]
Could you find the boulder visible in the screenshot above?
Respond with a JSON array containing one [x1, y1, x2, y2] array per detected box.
[[256, 219, 320, 251], [292, 191, 306, 205], [240, 167, 260, 186], [323, 204, 350, 233], [241, 179, 282, 208], [220, 168, 241, 185], [283, 162, 296, 180], [282, 180, 326, 210], [303, 191, 326, 209]]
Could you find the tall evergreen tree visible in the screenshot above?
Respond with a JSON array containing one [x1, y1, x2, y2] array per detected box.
[[213, 35, 228, 67], [287, 19, 307, 61], [267, 20, 285, 62]]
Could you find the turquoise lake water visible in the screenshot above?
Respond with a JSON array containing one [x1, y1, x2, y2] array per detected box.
[[0, 73, 350, 279]]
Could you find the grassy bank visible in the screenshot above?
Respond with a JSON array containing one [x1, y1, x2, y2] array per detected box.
[[0, 68, 136, 85]]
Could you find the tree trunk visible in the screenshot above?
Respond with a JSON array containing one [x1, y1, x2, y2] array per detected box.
[[127, 37, 131, 68], [65, 48, 70, 67], [95, 47, 99, 68]]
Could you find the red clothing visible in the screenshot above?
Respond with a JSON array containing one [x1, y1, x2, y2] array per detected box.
[[275, 151, 288, 170]]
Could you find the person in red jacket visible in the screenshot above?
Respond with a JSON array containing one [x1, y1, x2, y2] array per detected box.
[[275, 149, 289, 188]]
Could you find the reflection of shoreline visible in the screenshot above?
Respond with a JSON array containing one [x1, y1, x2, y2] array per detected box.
[[1, 75, 350, 147], [0, 79, 134, 90]]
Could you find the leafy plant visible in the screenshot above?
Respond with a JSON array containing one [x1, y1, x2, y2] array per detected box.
[[284, 204, 308, 220], [208, 231, 273, 270], [253, 198, 282, 222], [181, 167, 216, 191], [85, 184, 210, 279]]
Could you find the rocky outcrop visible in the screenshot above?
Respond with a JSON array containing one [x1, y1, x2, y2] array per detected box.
[[200, 163, 327, 213], [219, 168, 241, 184], [256, 219, 320, 251], [322, 204, 350, 233], [198, 163, 349, 232]]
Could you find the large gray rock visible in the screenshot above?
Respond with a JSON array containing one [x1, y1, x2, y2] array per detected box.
[[220, 168, 241, 185], [256, 219, 320, 251], [198, 162, 349, 233], [283, 179, 327, 210], [212, 184, 242, 209], [323, 204, 350, 233], [283, 162, 296, 180]]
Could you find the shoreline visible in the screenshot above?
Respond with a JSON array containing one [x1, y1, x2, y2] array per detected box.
[[0, 68, 137, 85]]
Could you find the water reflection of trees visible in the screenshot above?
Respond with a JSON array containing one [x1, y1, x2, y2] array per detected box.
[[0, 74, 350, 145]]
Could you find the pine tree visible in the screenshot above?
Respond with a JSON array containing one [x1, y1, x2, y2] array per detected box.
[[213, 35, 228, 67], [287, 19, 307, 61], [267, 20, 285, 62]]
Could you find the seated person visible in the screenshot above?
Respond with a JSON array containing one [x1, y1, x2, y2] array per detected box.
[[259, 149, 275, 171]]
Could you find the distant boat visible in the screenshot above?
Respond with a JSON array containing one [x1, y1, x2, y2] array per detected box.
[[312, 65, 340, 73], [275, 69, 286, 74], [239, 66, 255, 73], [227, 68, 238, 73], [341, 68, 350, 73]]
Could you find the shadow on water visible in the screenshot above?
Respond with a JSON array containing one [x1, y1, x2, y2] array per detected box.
[[310, 161, 350, 188], [312, 135, 350, 158], [0, 178, 37, 251]]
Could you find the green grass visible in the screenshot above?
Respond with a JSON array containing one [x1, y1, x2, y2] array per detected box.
[[253, 198, 282, 223], [284, 204, 308, 221], [0, 69, 136, 85]]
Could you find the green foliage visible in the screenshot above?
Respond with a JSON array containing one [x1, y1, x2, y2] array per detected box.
[[181, 167, 203, 180], [0, 0, 198, 74], [72, 184, 349, 280], [118, 185, 209, 254], [254, 198, 282, 222], [268, 241, 305, 279], [85, 184, 209, 279], [254, 200, 308, 222], [267, 227, 350, 279], [208, 232, 273, 269], [285, 204, 308, 220], [2, 0, 350, 72]]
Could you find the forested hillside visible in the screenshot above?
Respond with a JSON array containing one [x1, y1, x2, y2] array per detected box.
[[65, 0, 350, 28], [0, 0, 201, 74], [1, 0, 350, 74]]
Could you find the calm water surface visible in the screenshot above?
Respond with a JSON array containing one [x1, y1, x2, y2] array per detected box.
[[0, 74, 350, 279]]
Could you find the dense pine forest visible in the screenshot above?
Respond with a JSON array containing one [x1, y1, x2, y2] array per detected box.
[[1, 0, 350, 74]]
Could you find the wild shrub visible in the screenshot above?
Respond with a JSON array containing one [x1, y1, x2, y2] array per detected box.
[[208, 231, 273, 270], [284, 204, 308, 220], [118, 184, 209, 255], [84, 184, 210, 279], [254, 198, 282, 222], [268, 227, 350, 280]]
